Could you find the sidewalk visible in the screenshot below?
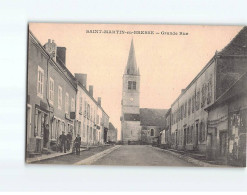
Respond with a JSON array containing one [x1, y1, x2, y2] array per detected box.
[[26, 145, 108, 164], [150, 146, 230, 167]]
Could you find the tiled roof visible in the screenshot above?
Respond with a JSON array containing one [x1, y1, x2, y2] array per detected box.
[[140, 108, 167, 126], [218, 26, 247, 56]]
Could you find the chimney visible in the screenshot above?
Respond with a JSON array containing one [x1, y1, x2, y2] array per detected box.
[[98, 97, 101, 106], [75, 73, 87, 88], [44, 39, 57, 61], [89, 85, 94, 97], [57, 47, 66, 66]]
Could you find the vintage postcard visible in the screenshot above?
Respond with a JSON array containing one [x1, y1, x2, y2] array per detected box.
[[26, 23, 247, 167]]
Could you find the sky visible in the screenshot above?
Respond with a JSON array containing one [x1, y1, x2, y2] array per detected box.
[[29, 23, 243, 140]]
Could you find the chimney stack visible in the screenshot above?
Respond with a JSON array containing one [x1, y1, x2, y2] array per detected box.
[[44, 39, 57, 61], [89, 85, 94, 97], [57, 47, 66, 66], [98, 97, 101, 106], [75, 73, 87, 88]]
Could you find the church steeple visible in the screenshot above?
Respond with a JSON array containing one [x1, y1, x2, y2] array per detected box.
[[125, 39, 139, 75]]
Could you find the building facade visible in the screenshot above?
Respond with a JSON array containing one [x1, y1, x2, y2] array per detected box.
[[27, 32, 77, 155], [160, 108, 171, 148], [27, 31, 111, 157], [206, 72, 247, 167], [170, 27, 247, 154]]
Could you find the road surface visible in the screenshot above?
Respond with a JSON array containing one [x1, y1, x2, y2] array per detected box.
[[92, 145, 196, 166]]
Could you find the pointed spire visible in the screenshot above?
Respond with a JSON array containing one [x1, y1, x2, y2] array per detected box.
[[125, 39, 139, 75]]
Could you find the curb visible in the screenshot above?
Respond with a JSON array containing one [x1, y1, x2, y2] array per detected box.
[[26, 145, 106, 163], [74, 145, 121, 165], [26, 148, 87, 163], [149, 145, 223, 167]]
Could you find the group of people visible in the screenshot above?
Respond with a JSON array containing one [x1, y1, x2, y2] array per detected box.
[[58, 131, 81, 155]]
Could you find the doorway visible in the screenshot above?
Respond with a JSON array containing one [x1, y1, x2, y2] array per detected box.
[[183, 128, 186, 149], [195, 123, 199, 149], [219, 132, 227, 157]]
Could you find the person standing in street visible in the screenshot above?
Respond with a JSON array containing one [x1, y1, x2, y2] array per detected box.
[[74, 134, 81, 155], [59, 131, 67, 153], [66, 131, 72, 151]]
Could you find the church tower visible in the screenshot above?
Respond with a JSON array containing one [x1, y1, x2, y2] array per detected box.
[[121, 39, 141, 144]]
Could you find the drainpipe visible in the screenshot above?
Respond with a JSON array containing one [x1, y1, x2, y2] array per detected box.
[[46, 54, 52, 148]]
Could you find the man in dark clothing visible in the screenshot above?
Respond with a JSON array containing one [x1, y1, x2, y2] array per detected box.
[[74, 134, 81, 155], [59, 131, 67, 153], [66, 131, 72, 151]]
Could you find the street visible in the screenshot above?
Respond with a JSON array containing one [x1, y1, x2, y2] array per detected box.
[[32, 145, 199, 166], [93, 145, 196, 166]]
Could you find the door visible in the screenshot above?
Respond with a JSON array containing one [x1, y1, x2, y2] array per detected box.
[[27, 106, 32, 140], [195, 123, 199, 149], [220, 132, 227, 156], [183, 128, 186, 149]]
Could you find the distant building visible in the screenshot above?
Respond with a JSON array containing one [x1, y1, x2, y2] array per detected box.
[[120, 39, 141, 144], [120, 39, 168, 144], [160, 108, 171, 148], [107, 122, 118, 143], [140, 108, 167, 145], [74, 74, 109, 146]]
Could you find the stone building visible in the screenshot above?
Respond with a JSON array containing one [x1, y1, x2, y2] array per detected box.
[[120, 39, 141, 144], [170, 26, 247, 154], [140, 108, 167, 145], [205, 66, 247, 167], [27, 32, 77, 156], [27, 31, 110, 157], [120, 40, 168, 145], [74, 74, 109, 146], [160, 108, 171, 148]]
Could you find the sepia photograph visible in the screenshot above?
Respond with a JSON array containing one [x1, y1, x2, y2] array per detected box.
[[26, 23, 247, 167]]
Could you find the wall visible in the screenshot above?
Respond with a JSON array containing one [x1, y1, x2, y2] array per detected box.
[[27, 34, 77, 153], [228, 95, 247, 167], [122, 121, 141, 143], [171, 59, 216, 152]]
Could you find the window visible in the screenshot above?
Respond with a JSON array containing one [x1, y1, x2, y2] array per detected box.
[[84, 100, 87, 117], [201, 83, 206, 108], [150, 129, 154, 136], [37, 66, 44, 98], [128, 81, 132, 89], [192, 94, 195, 113], [128, 81, 137, 90], [71, 97, 75, 112], [79, 97, 83, 114], [133, 81, 136, 90], [58, 86, 62, 110], [87, 104, 90, 119], [199, 121, 206, 142], [207, 76, 213, 104], [196, 90, 200, 111], [49, 77, 54, 104], [188, 99, 191, 115], [65, 93, 69, 114], [184, 102, 187, 118]]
